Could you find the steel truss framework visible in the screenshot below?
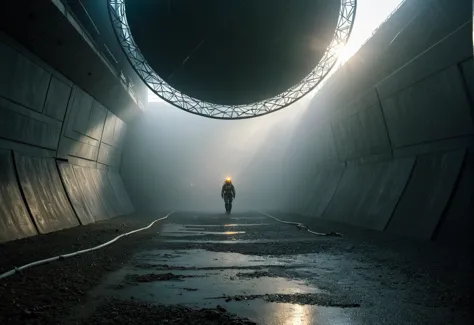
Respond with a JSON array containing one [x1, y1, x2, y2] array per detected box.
[[108, 0, 357, 119]]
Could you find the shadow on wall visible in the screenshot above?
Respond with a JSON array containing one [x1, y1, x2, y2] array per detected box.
[[0, 33, 135, 244], [274, 0, 474, 246]]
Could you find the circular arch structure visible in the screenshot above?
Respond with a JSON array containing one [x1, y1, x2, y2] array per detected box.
[[108, 0, 357, 119]]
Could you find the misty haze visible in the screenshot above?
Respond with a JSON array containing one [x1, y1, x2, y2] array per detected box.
[[0, 0, 472, 324]]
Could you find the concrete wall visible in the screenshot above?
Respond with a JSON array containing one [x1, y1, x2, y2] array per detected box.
[[282, 0, 474, 246], [0, 32, 134, 243], [0, 0, 145, 122]]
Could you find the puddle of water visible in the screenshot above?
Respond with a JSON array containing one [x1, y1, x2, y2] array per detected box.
[[159, 238, 320, 244], [94, 268, 320, 304], [79, 249, 357, 325], [230, 216, 267, 221], [163, 231, 247, 236], [224, 300, 356, 325], [184, 224, 270, 227], [135, 249, 284, 268], [160, 224, 250, 238], [88, 249, 322, 306]]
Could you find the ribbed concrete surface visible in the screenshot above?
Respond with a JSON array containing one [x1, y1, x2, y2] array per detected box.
[[0, 31, 135, 243]]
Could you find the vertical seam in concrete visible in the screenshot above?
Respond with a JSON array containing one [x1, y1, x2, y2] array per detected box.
[[83, 98, 94, 136], [96, 111, 109, 164], [382, 156, 418, 232], [319, 164, 346, 219], [430, 149, 468, 240], [375, 87, 394, 159], [41, 75, 53, 114], [10, 151, 40, 234], [54, 159, 82, 225], [112, 115, 118, 146], [104, 167, 124, 215], [56, 84, 75, 153], [457, 59, 474, 130]]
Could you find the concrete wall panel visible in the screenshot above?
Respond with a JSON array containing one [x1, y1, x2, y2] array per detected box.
[[289, 182, 310, 215], [323, 158, 415, 231], [88, 168, 117, 218], [0, 138, 56, 159], [381, 66, 474, 148], [301, 167, 344, 218], [96, 169, 123, 215], [272, 0, 473, 244], [14, 153, 79, 234], [108, 171, 135, 215], [332, 103, 391, 161], [386, 150, 466, 240], [16, 6, 143, 121], [377, 20, 472, 99], [0, 40, 17, 99], [98, 142, 122, 167], [0, 150, 38, 243], [70, 88, 94, 135], [9, 54, 51, 112], [301, 0, 470, 127], [0, 40, 52, 113], [58, 86, 107, 161], [461, 58, 474, 102], [306, 121, 339, 164], [102, 111, 117, 147], [434, 151, 474, 247], [0, 10, 133, 243], [85, 101, 107, 140], [113, 118, 127, 149], [57, 161, 95, 225], [72, 165, 109, 221], [0, 97, 62, 150], [57, 136, 99, 161], [384, 0, 471, 62], [43, 76, 71, 121]]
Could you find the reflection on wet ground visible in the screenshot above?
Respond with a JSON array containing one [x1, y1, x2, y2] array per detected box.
[[185, 224, 271, 227], [159, 238, 321, 244], [77, 216, 359, 324], [162, 223, 248, 236], [77, 213, 471, 324]]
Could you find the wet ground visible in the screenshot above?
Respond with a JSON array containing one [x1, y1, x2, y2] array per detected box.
[[1, 212, 472, 324]]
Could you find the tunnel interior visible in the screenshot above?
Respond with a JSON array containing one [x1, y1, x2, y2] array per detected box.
[[0, 0, 473, 324]]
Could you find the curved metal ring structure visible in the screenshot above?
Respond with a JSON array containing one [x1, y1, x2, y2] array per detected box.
[[108, 0, 357, 119]]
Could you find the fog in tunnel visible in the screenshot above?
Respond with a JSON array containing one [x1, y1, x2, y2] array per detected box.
[[122, 94, 312, 213], [121, 0, 408, 214], [0, 0, 473, 323]]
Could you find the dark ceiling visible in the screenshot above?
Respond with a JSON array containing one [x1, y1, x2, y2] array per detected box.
[[124, 0, 340, 105]]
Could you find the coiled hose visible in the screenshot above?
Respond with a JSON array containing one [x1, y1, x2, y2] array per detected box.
[[0, 212, 174, 280]]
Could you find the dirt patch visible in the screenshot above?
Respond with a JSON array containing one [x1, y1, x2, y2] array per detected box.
[[216, 293, 361, 308], [236, 270, 273, 278], [125, 272, 202, 283], [183, 287, 199, 291], [80, 299, 256, 325], [0, 213, 169, 324], [133, 263, 188, 270]]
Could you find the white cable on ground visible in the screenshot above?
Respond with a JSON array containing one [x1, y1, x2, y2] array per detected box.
[[0, 212, 174, 281], [258, 212, 342, 237]]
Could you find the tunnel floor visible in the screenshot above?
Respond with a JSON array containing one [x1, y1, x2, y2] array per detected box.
[[0, 212, 471, 324]]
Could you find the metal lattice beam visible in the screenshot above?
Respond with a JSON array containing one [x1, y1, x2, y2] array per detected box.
[[108, 0, 357, 119]]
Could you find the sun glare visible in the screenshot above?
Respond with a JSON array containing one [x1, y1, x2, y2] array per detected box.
[[334, 44, 353, 64], [146, 1, 406, 104]]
